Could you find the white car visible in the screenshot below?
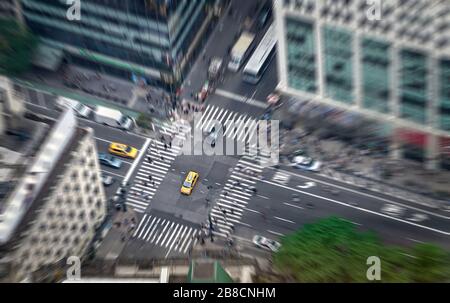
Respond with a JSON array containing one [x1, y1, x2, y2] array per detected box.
[[291, 156, 322, 172], [252, 235, 281, 252], [381, 204, 405, 217], [56, 97, 92, 118]]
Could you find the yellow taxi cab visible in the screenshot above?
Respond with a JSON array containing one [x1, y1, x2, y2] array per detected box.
[[108, 142, 138, 159], [181, 171, 199, 195]]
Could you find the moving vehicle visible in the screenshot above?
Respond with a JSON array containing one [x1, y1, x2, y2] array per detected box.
[[94, 105, 134, 130], [56, 96, 92, 118], [381, 204, 405, 217], [291, 156, 322, 172], [98, 153, 122, 169], [257, 1, 273, 29], [252, 235, 281, 252], [206, 125, 222, 147], [228, 31, 256, 72], [101, 174, 115, 187], [181, 171, 199, 195], [208, 57, 223, 81], [108, 142, 138, 159], [243, 24, 277, 84]]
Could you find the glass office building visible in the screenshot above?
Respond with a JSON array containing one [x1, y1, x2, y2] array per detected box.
[[21, 0, 211, 90], [275, 0, 450, 168]]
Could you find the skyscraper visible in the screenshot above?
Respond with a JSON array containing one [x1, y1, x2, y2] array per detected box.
[[275, 0, 450, 169], [21, 0, 213, 91]]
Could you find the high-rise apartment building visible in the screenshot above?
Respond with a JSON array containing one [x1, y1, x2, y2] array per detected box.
[[275, 0, 450, 169], [21, 0, 213, 91], [0, 100, 107, 282]]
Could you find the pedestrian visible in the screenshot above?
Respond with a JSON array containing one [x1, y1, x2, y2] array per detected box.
[[148, 175, 152, 181], [160, 155, 164, 161], [169, 141, 172, 149], [147, 156, 152, 164], [164, 143, 167, 150]]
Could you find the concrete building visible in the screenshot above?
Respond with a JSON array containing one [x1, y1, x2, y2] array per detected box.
[[0, 99, 107, 282], [274, 0, 450, 169], [0, 0, 24, 23], [21, 0, 215, 91]]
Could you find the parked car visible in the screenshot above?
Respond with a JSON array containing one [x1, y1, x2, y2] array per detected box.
[[98, 153, 122, 169], [56, 96, 92, 118], [291, 156, 322, 172], [101, 174, 115, 187], [252, 235, 281, 252], [381, 204, 405, 217]]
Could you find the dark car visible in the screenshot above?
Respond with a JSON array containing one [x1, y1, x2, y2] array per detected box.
[[257, 3, 273, 29]]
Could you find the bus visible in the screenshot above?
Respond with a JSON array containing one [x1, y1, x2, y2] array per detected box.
[[242, 24, 277, 84], [228, 31, 256, 72]]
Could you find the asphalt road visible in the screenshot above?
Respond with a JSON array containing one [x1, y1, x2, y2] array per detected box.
[[182, 0, 277, 115], [231, 164, 450, 250], [19, 73, 450, 260]]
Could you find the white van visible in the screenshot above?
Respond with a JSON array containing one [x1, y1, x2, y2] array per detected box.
[[56, 97, 92, 118], [94, 105, 134, 130]]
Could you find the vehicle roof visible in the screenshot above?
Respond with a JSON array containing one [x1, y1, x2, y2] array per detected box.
[[95, 105, 123, 119], [231, 32, 255, 56], [57, 97, 80, 107], [186, 171, 198, 181], [111, 142, 127, 149]]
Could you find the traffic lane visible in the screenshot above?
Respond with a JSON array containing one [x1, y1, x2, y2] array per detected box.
[[219, 55, 278, 102], [25, 102, 146, 148], [95, 139, 133, 177], [207, 94, 266, 117], [259, 177, 450, 234], [181, 0, 256, 99], [272, 166, 449, 218], [264, 169, 449, 226], [240, 182, 450, 248], [256, 179, 450, 238]]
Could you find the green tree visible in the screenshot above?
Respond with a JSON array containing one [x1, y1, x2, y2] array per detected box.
[[407, 243, 450, 282], [273, 217, 449, 282], [136, 113, 153, 130], [0, 19, 38, 76]]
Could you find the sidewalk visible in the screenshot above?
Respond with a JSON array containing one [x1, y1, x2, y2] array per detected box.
[[277, 106, 450, 208], [18, 65, 173, 120]]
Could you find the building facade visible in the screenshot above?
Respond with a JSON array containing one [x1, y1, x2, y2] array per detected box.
[[275, 0, 450, 169], [0, 108, 107, 282], [21, 0, 213, 91]]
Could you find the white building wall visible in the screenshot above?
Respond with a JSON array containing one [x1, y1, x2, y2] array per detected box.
[[9, 128, 107, 281]]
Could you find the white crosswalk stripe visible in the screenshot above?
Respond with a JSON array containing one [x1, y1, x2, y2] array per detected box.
[[133, 215, 199, 255], [207, 150, 269, 235], [125, 125, 189, 213]]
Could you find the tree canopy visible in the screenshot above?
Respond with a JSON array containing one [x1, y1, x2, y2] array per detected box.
[[0, 19, 38, 76], [273, 217, 450, 282]]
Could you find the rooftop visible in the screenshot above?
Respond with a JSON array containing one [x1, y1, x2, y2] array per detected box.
[[0, 109, 87, 251]]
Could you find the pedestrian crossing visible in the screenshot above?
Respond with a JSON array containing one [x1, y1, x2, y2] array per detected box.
[[132, 214, 199, 256], [209, 151, 269, 237], [125, 139, 180, 213], [195, 105, 262, 145]]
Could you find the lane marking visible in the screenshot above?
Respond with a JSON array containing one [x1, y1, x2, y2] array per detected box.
[[267, 230, 284, 237], [407, 238, 425, 244], [283, 202, 304, 210], [215, 89, 266, 109], [124, 138, 151, 184], [269, 167, 449, 220], [259, 178, 450, 236], [274, 216, 296, 224]]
